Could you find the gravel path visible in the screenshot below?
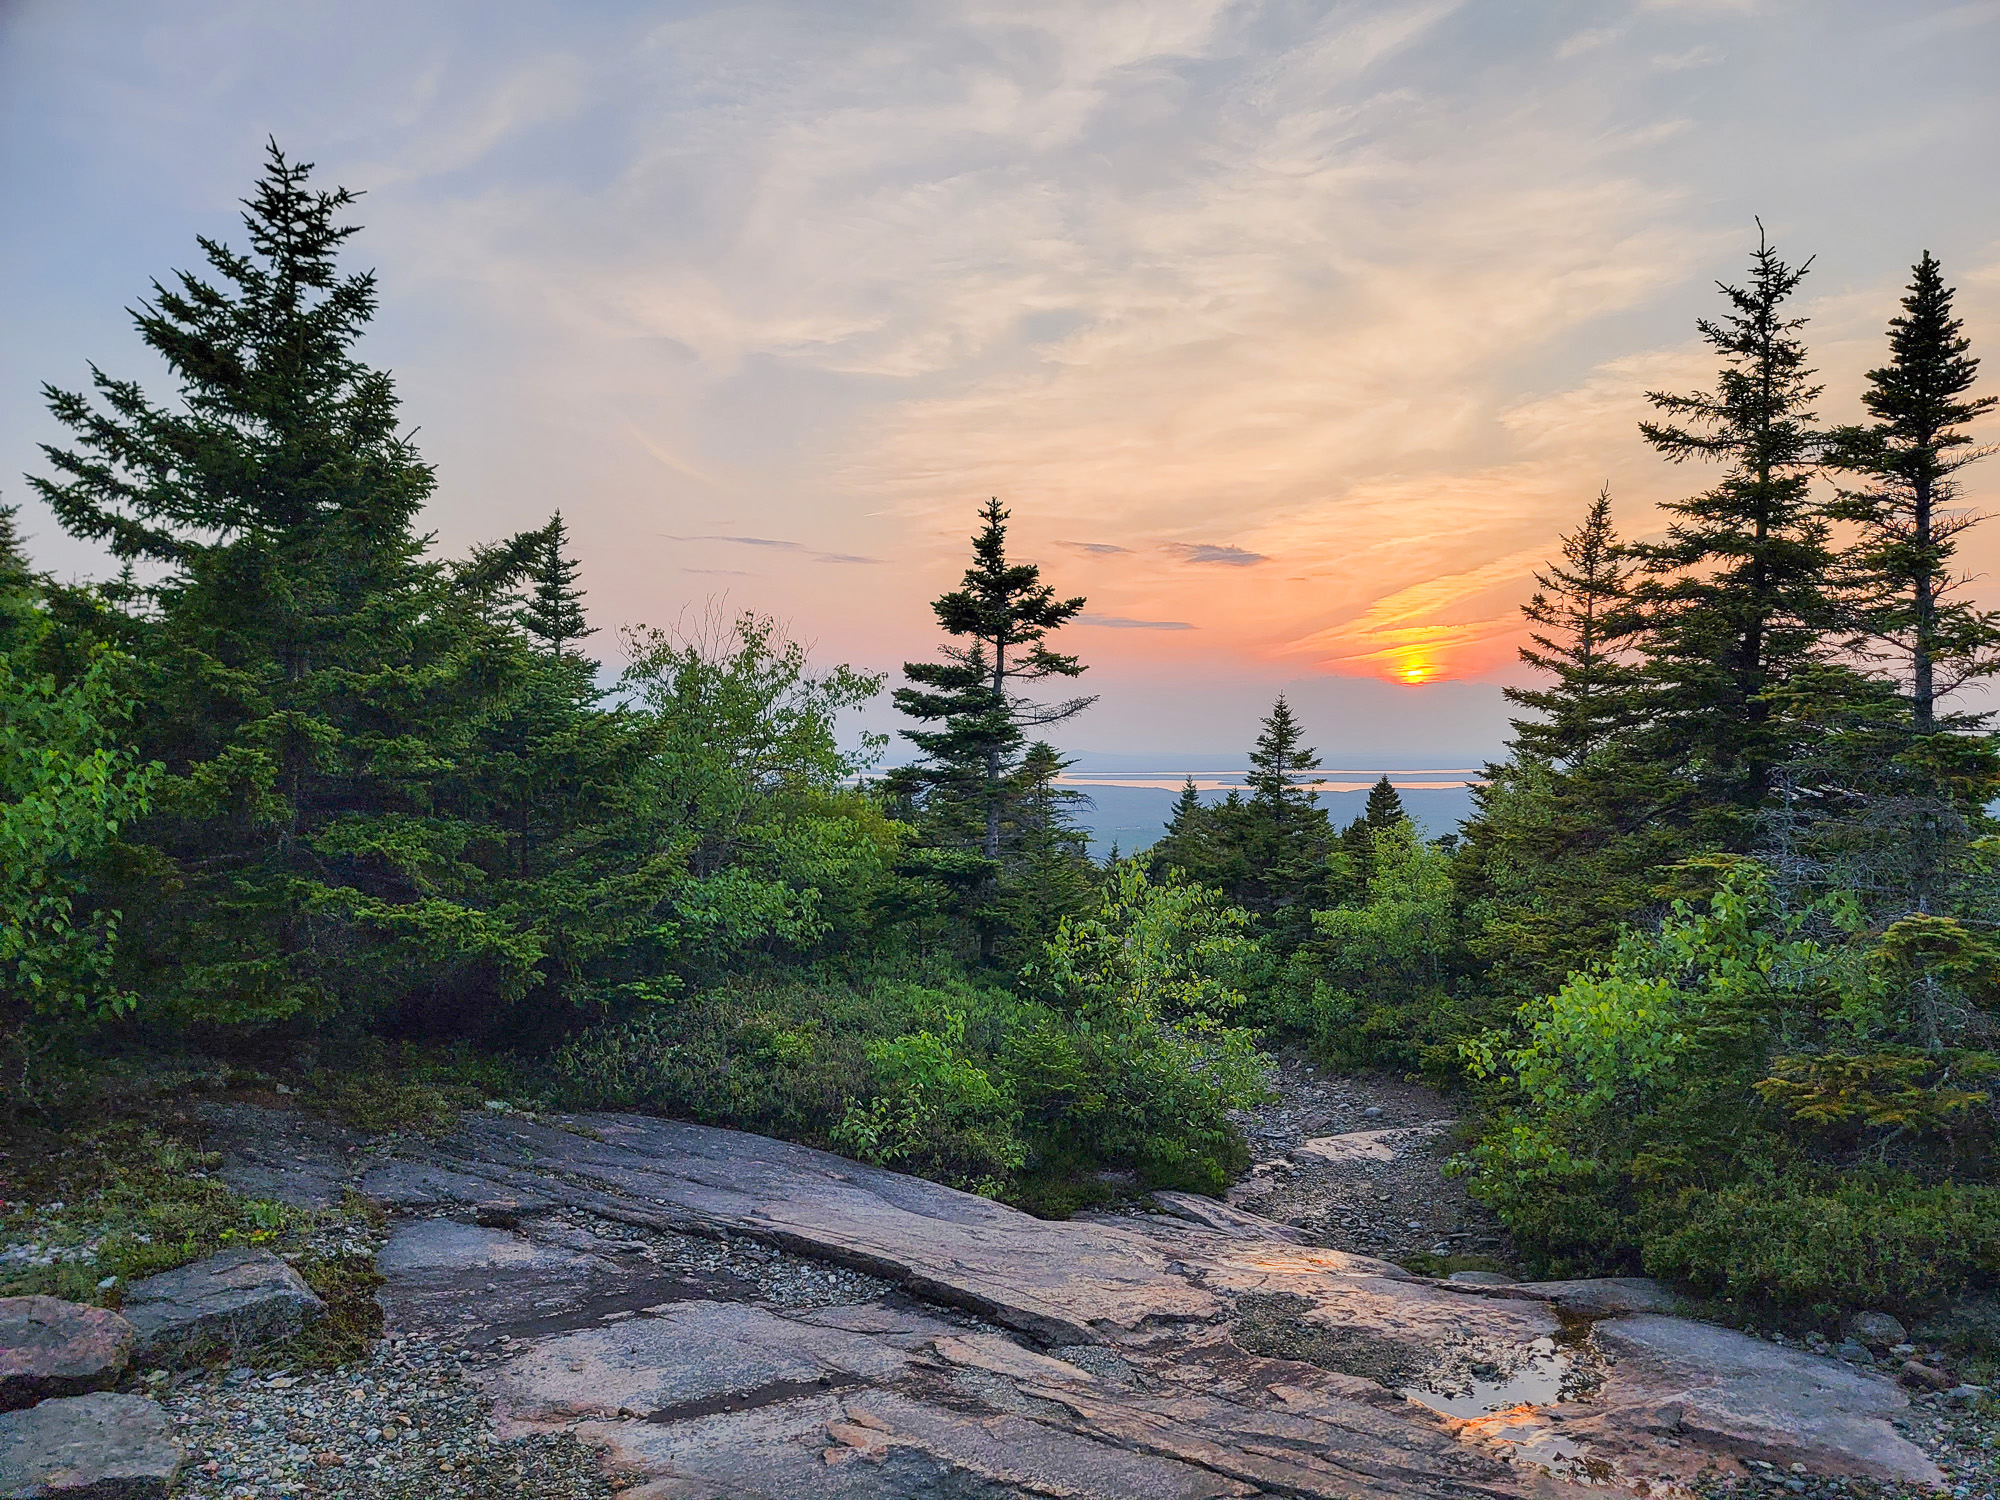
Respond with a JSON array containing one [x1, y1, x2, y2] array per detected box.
[[1225, 1051, 1512, 1266]]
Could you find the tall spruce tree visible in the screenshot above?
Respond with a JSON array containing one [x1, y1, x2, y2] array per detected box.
[[520, 511, 594, 659], [1246, 696, 1321, 827], [1629, 229, 1838, 825], [1825, 253, 1999, 733], [1233, 696, 1333, 919], [890, 498, 1092, 957], [1505, 489, 1638, 763], [28, 143, 511, 1023]]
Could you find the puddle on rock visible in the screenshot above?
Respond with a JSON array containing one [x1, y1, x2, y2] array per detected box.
[[1401, 1336, 1571, 1418]]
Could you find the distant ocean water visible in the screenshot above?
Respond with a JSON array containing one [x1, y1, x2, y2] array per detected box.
[[1051, 752, 1487, 856]]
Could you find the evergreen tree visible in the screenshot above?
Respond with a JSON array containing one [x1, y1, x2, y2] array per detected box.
[[1164, 777, 1204, 839], [889, 499, 1091, 958], [1362, 775, 1406, 829], [1628, 229, 1840, 826], [520, 511, 594, 658], [1825, 252, 1999, 733], [1219, 698, 1333, 921], [1505, 489, 1638, 763], [1008, 741, 1092, 854], [1246, 696, 1321, 828], [28, 143, 517, 1023]]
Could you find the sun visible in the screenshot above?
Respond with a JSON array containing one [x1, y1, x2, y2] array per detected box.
[[1400, 664, 1429, 684]]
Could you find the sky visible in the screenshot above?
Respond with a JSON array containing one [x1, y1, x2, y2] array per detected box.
[[4, 0, 2000, 784]]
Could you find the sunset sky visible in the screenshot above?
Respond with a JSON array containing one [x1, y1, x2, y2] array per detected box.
[[5, 0, 1999, 771]]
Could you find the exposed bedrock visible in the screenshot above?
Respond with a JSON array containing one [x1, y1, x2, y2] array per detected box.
[[193, 1103, 1944, 1495]]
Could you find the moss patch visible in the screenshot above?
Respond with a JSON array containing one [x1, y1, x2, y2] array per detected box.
[[1229, 1291, 1425, 1387]]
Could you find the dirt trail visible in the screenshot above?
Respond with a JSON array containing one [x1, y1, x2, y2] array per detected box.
[[1225, 1053, 1512, 1268]]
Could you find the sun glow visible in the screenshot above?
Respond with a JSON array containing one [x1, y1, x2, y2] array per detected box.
[[1400, 664, 1430, 684]]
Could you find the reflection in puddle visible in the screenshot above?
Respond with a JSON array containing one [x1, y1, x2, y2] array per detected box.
[[1401, 1337, 1571, 1418]]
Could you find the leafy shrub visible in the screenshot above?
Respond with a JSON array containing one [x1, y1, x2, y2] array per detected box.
[[832, 1013, 1023, 1192], [1458, 860, 2000, 1309], [1270, 822, 1493, 1077], [1645, 1173, 2000, 1314], [1008, 864, 1269, 1203]]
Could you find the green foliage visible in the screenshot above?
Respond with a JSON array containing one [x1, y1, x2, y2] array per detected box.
[[1147, 698, 1339, 929], [887, 498, 1094, 963], [1630, 230, 1838, 820], [1824, 251, 1999, 732], [833, 1013, 1023, 1192], [1274, 821, 1487, 1076], [0, 1120, 348, 1304], [1646, 1173, 2000, 1313], [1506, 488, 1640, 764], [1007, 864, 1268, 1200], [0, 646, 156, 1023], [1460, 861, 2000, 1305]]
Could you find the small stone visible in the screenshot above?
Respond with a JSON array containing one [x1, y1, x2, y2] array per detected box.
[[1900, 1359, 1953, 1391], [1845, 1311, 1907, 1349], [1943, 1384, 1987, 1408], [1836, 1341, 1871, 1363], [1363, 1106, 1384, 1118], [313, 1451, 345, 1467], [0, 1295, 137, 1411], [122, 1248, 325, 1365]]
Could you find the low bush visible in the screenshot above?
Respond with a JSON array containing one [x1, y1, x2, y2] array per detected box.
[[1644, 1173, 2000, 1315], [548, 869, 1269, 1214]]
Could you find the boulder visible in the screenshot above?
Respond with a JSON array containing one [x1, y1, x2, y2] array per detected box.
[[1845, 1310, 1908, 1349], [1586, 1314, 1939, 1484], [120, 1247, 323, 1364], [1499, 1277, 1680, 1317], [0, 1391, 182, 1499], [0, 1297, 135, 1411]]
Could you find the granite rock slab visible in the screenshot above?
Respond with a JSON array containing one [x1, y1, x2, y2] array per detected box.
[[0, 1391, 182, 1500], [120, 1246, 323, 1364], [197, 1102, 1947, 1491], [0, 1297, 135, 1412], [195, 1102, 367, 1210], [1583, 1314, 1941, 1483], [371, 1113, 1219, 1344]]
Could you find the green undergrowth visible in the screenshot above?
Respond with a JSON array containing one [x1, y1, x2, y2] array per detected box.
[[1396, 1251, 1511, 1280], [299, 1040, 535, 1135], [0, 1116, 364, 1311], [277, 1250, 387, 1368]]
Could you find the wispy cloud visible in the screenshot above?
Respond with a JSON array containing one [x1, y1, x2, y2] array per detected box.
[[1653, 45, 1726, 69], [665, 534, 884, 565], [1078, 613, 1195, 630], [12, 0, 1997, 734], [1165, 543, 1267, 567]]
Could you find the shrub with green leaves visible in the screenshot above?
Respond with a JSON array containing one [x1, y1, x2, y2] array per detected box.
[[833, 1013, 1023, 1192], [1007, 863, 1269, 1201], [1270, 821, 1490, 1077], [1459, 859, 2000, 1308]]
